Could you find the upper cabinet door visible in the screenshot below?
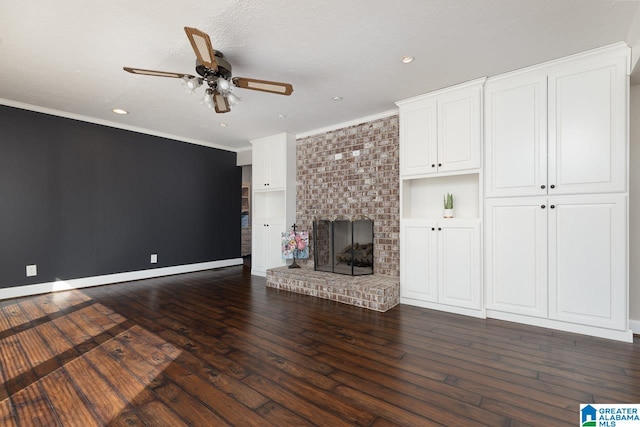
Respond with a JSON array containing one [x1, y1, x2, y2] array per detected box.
[[252, 135, 286, 190], [548, 54, 628, 195], [484, 72, 547, 197], [266, 137, 286, 189], [437, 86, 482, 173], [399, 98, 438, 177]]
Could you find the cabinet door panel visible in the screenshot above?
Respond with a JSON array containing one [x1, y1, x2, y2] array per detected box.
[[437, 88, 481, 173], [485, 198, 548, 317], [548, 195, 626, 330], [400, 100, 437, 176], [438, 222, 481, 309], [266, 139, 286, 189], [252, 143, 269, 189], [401, 222, 437, 302], [266, 219, 286, 269], [485, 74, 547, 197], [548, 55, 627, 194]]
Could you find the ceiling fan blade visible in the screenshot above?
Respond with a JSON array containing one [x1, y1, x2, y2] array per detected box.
[[233, 77, 293, 95], [184, 27, 218, 71], [123, 67, 196, 79], [212, 91, 230, 113]]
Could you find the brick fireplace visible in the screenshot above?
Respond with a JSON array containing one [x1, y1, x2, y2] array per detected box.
[[295, 114, 400, 277], [265, 114, 401, 311]]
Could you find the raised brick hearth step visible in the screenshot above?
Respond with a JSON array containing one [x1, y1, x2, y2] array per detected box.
[[266, 267, 399, 312]]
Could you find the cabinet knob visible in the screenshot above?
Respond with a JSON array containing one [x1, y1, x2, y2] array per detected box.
[[541, 205, 546, 209], [550, 184, 555, 189], [438, 163, 442, 167], [438, 227, 442, 231], [431, 227, 435, 231], [550, 205, 555, 209], [541, 185, 546, 189], [431, 164, 436, 168]]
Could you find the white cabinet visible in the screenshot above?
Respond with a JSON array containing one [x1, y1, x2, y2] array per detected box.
[[484, 73, 547, 198], [252, 134, 287, 190], [401, 219, 482, 316], [251, 133, 296, 277], [398, 99, 437, 176], [485, 45, 629, 197], [485, 194, 627, 332], [548, 54, 628, 195], [483, 44, 631, 341], [397, 78, 484, 177], [485, 198, 548, 318], [252, 219, 285, 274], [548, 195, 626, 330]]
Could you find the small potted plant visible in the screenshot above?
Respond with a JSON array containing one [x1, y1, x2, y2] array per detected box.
[[443, 193, 454, 218]]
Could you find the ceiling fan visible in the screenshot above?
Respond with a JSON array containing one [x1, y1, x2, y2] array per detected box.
[[123, 27, 293, 113]]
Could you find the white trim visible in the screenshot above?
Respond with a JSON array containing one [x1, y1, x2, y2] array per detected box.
[[395, 77, 487, 107], [486, 309, 634, 343], [400, 298, 486, 319], [0, 258, 243, 301], [296, 109, 398, 139], [0, 98, 238, 153], [630, 319, 640, 336], [486, 42, 631, 85]]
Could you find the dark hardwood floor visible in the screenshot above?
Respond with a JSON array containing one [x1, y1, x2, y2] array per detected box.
[[0, 265, 638, 426]]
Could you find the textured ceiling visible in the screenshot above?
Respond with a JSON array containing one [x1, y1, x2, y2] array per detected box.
[[1, 0, 639, 152]]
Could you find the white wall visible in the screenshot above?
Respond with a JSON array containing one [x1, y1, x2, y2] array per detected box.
[[630, 85, 640, 327]]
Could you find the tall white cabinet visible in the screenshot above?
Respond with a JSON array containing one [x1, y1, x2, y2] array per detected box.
[[250, 133, 296, 277], [483, 43, 631, 341], [397, 78, 485, 318]]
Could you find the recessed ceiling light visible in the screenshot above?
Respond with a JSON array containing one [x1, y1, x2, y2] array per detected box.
[[219, 122, 228, 127], [278, 114, 287, 119], [402, 56, 415, 64], [112, 108, 128, 115], [332, 96, 343, 101]]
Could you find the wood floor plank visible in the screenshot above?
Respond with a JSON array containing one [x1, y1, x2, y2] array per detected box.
[[230, 350, 375, 425], [39, 368, 101, 426], [0, 397, 17, 426], [242, 373, 355, 427], [0, 265, 638, 426], [63, 355, 131, 424], [153, 381, 232, 426], [11, 383, 59, 427]]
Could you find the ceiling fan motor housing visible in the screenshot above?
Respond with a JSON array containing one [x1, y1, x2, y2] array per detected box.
[[195, 51, 232, 80]]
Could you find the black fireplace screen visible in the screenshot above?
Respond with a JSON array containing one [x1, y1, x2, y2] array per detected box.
[[313, 219, 374, 276]]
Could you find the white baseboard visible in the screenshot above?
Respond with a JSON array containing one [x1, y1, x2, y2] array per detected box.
[[486, 309, 634, 343], [0, 258, 243, 301], [630, 319, 640, 336]]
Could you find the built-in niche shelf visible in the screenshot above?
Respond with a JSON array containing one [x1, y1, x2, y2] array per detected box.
[[253, 190, 285, 219], [401, 172, 480, 220]]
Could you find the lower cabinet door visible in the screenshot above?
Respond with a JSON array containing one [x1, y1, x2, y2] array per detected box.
[[266, 219, 285, 270], [400, 220, 438, 302], [548, 194, 626, 330], [252, 218, 285, 274], [438, 221, 481, 310], [485, 198, 548, 317]]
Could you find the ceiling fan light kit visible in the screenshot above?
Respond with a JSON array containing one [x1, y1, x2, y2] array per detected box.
[[123, 26, 293, 114]]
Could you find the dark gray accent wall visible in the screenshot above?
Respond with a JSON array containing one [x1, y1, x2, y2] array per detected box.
[[0, 105, 241, 289]]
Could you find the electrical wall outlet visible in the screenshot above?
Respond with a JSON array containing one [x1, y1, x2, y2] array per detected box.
[[26, 264, 37, 277], [334, 153, 343, 160], [150, 254, 158, 264]]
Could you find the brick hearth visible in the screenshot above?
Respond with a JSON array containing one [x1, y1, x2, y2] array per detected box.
[[266, 267, 399, 312]]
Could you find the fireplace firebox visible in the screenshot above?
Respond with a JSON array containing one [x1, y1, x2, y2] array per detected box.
[[313, 218, 373, 276]]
